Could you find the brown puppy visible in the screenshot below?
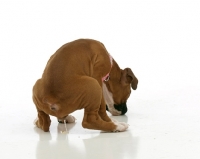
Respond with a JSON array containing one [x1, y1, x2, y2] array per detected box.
[[32, 39, 138, 132]]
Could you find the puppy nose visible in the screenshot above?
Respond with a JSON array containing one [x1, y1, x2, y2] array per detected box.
[[114, 102, 127, 115]]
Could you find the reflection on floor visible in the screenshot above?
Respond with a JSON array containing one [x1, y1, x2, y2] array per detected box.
[[0, 87, 200, 159]]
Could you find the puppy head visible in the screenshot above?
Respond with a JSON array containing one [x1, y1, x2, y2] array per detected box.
[[104, 68, 138, 115]]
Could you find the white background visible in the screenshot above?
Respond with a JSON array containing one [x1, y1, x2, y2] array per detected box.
[[0, 0, 200, 99], [0, 0, 200, 159]]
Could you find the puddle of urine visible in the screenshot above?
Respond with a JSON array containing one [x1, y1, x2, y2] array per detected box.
[[60, 120, 68, 134]]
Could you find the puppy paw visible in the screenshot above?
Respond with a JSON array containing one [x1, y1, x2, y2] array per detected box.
[[58, 115, 76, 123], [65, 115, 76, 123], [113, 122, 129, 132]]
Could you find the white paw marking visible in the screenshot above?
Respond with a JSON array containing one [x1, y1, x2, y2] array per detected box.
[[113, 121, 129, 132], [111, 115, 129, 132], [102, 83, 121, 116], [65, 115, 76, 123], [102, 83, 114, 105]]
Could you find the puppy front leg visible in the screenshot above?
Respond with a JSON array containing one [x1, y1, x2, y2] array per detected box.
[[93, 78, 111, 122], [34, 110, 51, 132], [98, 98, 112, 122]]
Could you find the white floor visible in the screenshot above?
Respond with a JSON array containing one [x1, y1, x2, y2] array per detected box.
[[0, 85, 200, 159], [1, 1, 200, 159]]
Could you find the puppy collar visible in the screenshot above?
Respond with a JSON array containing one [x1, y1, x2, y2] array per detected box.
[[102, 54, 113, 82], [102, 72, 110, 81]]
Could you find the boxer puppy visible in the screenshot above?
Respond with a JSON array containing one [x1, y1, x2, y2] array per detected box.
[[32, 39, 138, 132]]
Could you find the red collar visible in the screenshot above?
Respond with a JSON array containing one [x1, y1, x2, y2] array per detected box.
[[102, 54, 113, 82]]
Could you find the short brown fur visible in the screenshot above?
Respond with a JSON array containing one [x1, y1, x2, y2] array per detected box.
[[32, 39, 138, 132]]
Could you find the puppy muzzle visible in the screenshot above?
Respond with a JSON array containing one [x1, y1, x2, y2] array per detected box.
[[106, 102, 128, 115]]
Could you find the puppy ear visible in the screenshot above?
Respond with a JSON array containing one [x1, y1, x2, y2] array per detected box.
[[121, 68, 138, 90]]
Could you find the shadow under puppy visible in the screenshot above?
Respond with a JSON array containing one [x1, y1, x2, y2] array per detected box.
[[32, 39, 138, 132]]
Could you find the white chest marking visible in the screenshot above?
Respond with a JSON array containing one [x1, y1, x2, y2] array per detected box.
[[102, 83, 121, 115], [102, 83, 114, 105]]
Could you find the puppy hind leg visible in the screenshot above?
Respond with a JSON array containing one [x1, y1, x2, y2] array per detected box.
[[82, 109, 116, 131], [35, 110, 51, 132], [80, 79, 115, 131], [82, 101, 130, 132], [82, 109, 128, 132], [79, 77, 127, 132], [33, 95, 51, 132]]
